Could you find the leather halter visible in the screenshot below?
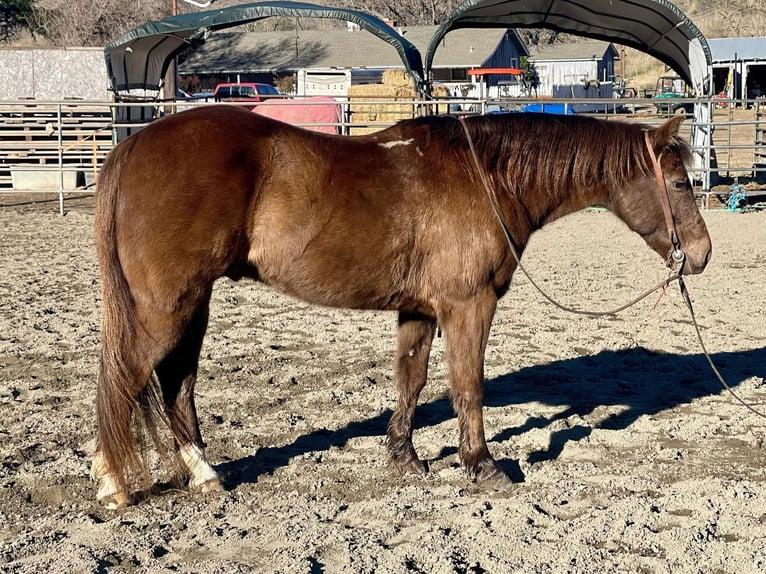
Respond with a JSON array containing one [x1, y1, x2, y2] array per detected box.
[[643, 131, 686, 272]]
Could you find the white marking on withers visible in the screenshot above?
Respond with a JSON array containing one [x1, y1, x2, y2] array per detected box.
[[379, 138, 415, 149], [179, 443, 220, 491]]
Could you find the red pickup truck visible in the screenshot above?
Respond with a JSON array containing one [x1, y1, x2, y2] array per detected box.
[[212, 83, 281, 102]]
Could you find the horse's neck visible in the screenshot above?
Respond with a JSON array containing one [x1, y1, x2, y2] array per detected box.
[[541, 185, 607, 227], [481, 137, 611, 230], [510, 180, 608, 230]]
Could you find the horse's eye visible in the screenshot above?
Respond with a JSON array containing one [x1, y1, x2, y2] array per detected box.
[[672, 180, 688, 191]]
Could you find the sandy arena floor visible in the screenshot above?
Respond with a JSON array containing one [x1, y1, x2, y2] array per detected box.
[[1, 195, 765, 573]]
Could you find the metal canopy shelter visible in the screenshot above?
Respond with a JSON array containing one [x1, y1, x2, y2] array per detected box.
[[427, 0, 711, 97], [104, 0, 424, 95], [428, 0, 714, 186], [105, 0, 711, 97]]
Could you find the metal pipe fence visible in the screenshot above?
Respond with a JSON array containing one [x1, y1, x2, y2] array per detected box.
[[2, 97, 765, 213]]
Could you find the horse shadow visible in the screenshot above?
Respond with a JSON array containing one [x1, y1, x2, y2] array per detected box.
[[216, 346, 766, 488]]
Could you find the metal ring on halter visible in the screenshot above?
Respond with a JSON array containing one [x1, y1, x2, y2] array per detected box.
[[668, 230, 686, 268], [670, 248, 686, 276]]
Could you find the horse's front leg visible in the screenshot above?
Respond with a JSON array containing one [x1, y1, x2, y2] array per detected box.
[[387, 312, 436, 474], [439, 289, 511, 489]]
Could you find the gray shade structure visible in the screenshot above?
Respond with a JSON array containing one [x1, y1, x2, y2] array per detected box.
[[104, 0, 425, 95], [427, 0, 714, 188], [105, 0, 711, 97], [426, 0, 711, 96]]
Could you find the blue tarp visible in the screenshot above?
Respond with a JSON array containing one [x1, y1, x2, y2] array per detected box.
[[519, 103, 576, 115]]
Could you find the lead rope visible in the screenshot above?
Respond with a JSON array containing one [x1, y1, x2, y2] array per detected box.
[[644, 130, 766, 417], [460, 118, 766, 418], [677, 277, 766, 418]]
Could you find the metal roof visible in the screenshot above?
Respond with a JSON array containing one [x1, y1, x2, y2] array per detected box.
[[528, 40, 616, 61], [104, 0, 711, 98], [104, 1, 424, 93], [426, 0, 711, 95], [179, 26, 526, 74], [708, 37, 766, 63]]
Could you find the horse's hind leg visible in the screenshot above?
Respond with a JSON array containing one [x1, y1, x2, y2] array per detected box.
[[439, 289, 511, 489], [387, 312, 436, 474], [155, 296, 221, 494], [93, 287, 216, 507], [92, 325, 164, 508]]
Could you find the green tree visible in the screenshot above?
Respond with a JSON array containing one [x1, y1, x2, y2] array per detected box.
[[520, 56, 540, 96], [0, 0, 35, 43]]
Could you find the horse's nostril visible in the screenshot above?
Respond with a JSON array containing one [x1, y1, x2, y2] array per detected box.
[[689, 247, 712, 274]]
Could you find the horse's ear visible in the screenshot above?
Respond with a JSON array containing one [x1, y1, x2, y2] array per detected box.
[[650, 116, 685, 149]]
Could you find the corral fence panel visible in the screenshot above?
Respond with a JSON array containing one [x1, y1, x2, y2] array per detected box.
[[2, 97, 765, 213]]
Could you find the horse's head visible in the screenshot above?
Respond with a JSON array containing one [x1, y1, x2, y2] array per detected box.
[[610, 117, 711, 275]]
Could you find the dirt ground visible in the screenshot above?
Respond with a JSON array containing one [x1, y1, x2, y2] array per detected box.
[[1, 194, 765, 573]]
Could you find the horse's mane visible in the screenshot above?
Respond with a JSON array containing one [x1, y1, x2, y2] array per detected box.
[[399, 114, 691, 198]]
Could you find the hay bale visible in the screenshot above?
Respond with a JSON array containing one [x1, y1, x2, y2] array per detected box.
[[347, 83, 415, 134], [381, 69, 411, 87], [347, 78, 450, 135]]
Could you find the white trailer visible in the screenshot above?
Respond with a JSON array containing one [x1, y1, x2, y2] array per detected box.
[[296, 68, 385, 97]]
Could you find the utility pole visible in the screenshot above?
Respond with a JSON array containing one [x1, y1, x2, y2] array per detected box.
[[620, 47, 626, 83], [163, 0, 179, 107]]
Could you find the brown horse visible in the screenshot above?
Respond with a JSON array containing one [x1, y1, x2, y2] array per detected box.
[[92, 106, 711, 508]]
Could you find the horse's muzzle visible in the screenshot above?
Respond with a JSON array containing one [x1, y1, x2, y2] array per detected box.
[[678, 244, 712, 275]]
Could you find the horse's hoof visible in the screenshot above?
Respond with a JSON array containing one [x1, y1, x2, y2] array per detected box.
[[476, 466, 514, 492], [92, 452, 130, 509], [395, 456, 427, 476], [389, 441, 427, 476], [391, 446, 427, 475], [98, 491, 130, 509], [190, 477, 223, 494], [180, 444, 221, 494]]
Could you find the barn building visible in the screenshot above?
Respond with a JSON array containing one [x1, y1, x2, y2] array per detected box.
[[178, 26, 529, 97], [527, 39, 619, 99], [708, 37, 766, 101], [180, 27, 623, 101]]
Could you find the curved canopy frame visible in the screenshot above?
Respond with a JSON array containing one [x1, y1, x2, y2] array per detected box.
[[104, 0, 424, 95], [106, 0, 711, 98], [426, 0, 712, 96]]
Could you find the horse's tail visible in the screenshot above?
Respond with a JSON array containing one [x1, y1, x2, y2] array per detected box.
[[93, 137, 156, 495]]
